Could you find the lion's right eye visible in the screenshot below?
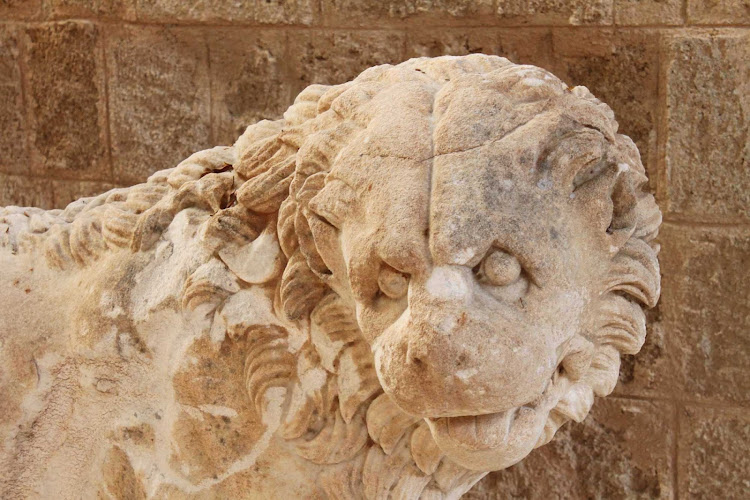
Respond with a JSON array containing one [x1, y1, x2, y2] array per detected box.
[[478, 249, 521, 287], [377, 265, 409, 299]]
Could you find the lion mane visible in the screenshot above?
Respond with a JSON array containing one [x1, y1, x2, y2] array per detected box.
[[1, 54, 660, 499]]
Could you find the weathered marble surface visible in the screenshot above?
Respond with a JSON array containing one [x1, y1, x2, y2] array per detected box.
[[0, 55, 660, 499]]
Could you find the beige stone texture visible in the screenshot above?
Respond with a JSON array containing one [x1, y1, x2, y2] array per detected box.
[[320, 0, 495, 27], [288, 30, 406, 94], [678, 406, 750, 498], [614, 0, 684, 25], [47, 0, 137, 21], [688, 0, 750, 25], [251, 0, 316, 25], [616, 223, 750, 405], [0, 175, 116, 210], [405, 28, 554, 69], [106, 25, 211, 184], [664, 31, 750, 222], [658, 224, 750, 405], [136, 0, 315, 25], [208, 29, 290, 146], [496, 0, 613, 25], [0, 0, 42, 20], [0, 25, 27, 176], [0, 55, 661, 498], [135, 0, 254, 23], [0, 174, 54, 208], [51, 179, 119, 207], [23, 21, 109, 180]]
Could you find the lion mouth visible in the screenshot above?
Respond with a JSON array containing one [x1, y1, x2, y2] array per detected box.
[[424, 372, 569, 471], [427, 406, 539, 450]]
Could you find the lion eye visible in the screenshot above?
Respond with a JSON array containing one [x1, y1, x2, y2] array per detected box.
[[478, 249, 521, 287], [378, 265, 409, 299]]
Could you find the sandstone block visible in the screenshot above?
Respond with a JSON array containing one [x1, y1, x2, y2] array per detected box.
[[23, 21, 109, 180], [664, 32, 750, 221], [688, 0, 750, 25], [106, 25, 210, 184], [618, 223, 750, 403], [208, 29, 289, 146], [496, 0, 613, 25], [320, 0, 494, 27], [52, 180, 118, 208], [0, 0, 42, 20], [614, 0, 683, 25], [657, 223, 750, 405], [0, 26, 27, 176], [679, 406, 750, 498], [471, 398, 675, 499], [253, 0, 316, 25], [0, 174, 54, 209], [288, 30, 405, 95], [135, 0, 253, 22], [405, 28, 554, 69], [136, 0, 314, 25], [47, 0, 136, 21], [551, 29, 659, 192]]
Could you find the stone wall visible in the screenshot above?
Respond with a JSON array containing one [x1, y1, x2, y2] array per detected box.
[[0, 1, 748, 498]]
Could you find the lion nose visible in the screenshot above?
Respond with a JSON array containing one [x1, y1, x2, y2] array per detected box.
[[416, 265, 474, 336], [406, 339, 427, 365], [405, 266, 474, 366], [405, 308, 468, 365]]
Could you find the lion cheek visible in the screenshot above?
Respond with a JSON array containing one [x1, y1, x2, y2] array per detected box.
[[371, 315, 434, 418]]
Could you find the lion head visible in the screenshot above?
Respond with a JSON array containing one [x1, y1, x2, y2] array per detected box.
[[230, 54, 661, 474]]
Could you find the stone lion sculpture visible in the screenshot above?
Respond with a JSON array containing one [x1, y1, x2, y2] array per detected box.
[[0, 55, 660, 499]]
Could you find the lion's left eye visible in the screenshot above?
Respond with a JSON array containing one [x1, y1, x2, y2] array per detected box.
[[477, 249, 522, 287], [378, 265, 409, 299]]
